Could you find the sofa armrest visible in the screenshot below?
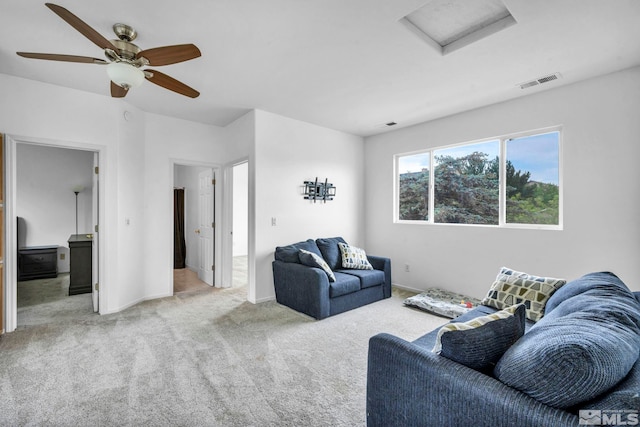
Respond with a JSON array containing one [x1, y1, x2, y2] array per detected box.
[[272, 260, 331, 319], [367, 333, 578, 427], [367, 255, 391, 298]]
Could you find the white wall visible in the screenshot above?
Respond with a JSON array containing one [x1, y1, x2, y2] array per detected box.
[[16, 144, 94, 272], [253, 110, 365, 303], [142, 113, 230, 299], [364, 66, 640, 297]]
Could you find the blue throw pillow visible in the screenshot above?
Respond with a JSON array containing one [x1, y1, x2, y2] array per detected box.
[[298, 249, 335, 282], [275, 239, 322, 263], [494, 272, 640, 409], [432, 304, 526, 371], [316, 237, 347, 271]]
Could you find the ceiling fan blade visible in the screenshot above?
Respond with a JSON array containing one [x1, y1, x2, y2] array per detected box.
[[111, 81, 128, 98], [137, 44, 201, 66], [45, 3, 116, 51], [17, 52, 107, 64], [145, 69, 200, 98]]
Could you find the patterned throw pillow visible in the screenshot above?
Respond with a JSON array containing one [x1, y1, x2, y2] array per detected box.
[[337, 242, 373, 270], [432, 304, 526, 371], [298, 249, 336, 282], [482, 267, 566, 322]]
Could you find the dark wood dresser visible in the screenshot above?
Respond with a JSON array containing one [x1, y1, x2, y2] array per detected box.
[[18, 246, 58, 281], [68, 234, 92, 295]]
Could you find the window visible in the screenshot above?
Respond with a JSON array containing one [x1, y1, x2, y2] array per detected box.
[[505, 132, 560, 225], [395, 129, 561, 228], [398, 153, 430, 221], [434, 140, 499, 225]]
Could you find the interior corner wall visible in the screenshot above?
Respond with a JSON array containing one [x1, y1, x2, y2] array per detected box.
[[253, 110, 365, 303], [364, 66, 640, 297]]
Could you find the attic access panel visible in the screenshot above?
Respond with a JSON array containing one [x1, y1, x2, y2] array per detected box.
[[401, 0, 517, 55]]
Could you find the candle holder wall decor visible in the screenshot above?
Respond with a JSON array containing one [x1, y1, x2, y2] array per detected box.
[[303, 178, 336, 203]]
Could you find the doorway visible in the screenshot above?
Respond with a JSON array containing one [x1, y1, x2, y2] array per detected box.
[[173, 163, 217, 293], [232, 162, 248, 288], [11, 142, 98, 329]]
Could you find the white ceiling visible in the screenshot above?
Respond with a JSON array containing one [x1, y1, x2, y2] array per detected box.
[[1, 0, 639, 137]]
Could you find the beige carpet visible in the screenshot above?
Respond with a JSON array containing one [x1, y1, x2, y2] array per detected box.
[[2, 280, 448, 426]]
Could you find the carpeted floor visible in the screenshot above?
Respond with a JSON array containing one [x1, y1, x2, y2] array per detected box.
[[1, 279, 448, 426]]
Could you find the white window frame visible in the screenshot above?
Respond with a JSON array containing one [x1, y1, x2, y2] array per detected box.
[[394, 126, 563, 230]]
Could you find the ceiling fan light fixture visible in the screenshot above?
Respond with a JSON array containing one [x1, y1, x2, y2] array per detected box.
[[107, 62, 144, 89]]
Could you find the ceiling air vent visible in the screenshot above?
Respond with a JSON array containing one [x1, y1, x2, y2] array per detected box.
[[519, 72, 562, 90]]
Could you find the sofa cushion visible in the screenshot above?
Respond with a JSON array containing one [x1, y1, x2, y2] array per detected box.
[[494, 272, 640, 409], [581, 359, 640, 411], [298, 249, 335, 282], [338, 242, 373, 270], [482, 267, 566, 322], [336, 269, 385, 289], [316, 237, 347, 270], [433, 304, 526, 371], [329, 273, 361, 298], [275, 239, 322, 264]]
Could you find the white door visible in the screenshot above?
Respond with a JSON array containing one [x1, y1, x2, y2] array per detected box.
[[197, 169, 214, 285], [91, 153, 99, 312]]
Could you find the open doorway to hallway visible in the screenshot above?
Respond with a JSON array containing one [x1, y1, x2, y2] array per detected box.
[[172, 161, 248, 294], [173, 164, 216, 294], [232, 162, 248, 288]]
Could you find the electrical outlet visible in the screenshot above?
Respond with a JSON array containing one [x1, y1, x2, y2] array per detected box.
[[60, 253, 65, 260], [404, 263, 410, 272], [271, 217, 277, 226]]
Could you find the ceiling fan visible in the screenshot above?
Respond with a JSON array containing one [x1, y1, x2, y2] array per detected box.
[[17, 3, 201, 98]]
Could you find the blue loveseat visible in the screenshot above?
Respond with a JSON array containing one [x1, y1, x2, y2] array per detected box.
[[272, 237, 391, 319], [367, 271, 640, 427]]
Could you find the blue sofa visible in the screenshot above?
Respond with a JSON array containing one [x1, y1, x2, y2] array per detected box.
[[367, 271, 640, 427], [272, 237, 391, 319]]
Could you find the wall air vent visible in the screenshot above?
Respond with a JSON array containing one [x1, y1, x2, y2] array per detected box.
[[519, 72, 562, 89]]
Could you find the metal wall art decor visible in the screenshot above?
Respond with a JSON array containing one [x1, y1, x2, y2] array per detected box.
[[303, 178, 336, 203]]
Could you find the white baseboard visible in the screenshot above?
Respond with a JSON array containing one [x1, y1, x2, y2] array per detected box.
[[253, 295, 276, 304], [392, 282, 426, 294], [101, 292, 171, 315]]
